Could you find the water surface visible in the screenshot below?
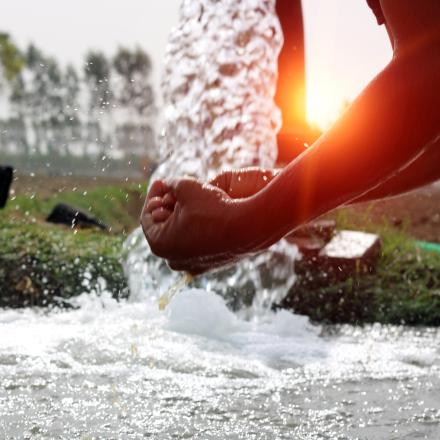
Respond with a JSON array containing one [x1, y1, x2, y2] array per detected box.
[[0, 290, 439, 439]]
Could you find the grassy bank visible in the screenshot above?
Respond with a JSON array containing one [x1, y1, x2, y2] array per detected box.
[[2, 181, 440, 325], [282, 208, 440, 325], [0, 217, 128, 307], [0, 180, 146, 307]]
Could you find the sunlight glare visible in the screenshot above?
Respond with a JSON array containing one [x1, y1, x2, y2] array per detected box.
[[306, 70, 345, 131]]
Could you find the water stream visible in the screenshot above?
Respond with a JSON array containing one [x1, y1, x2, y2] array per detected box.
[[0, 0, 439, 438]]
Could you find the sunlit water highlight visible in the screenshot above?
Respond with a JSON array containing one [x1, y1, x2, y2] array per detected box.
[[1, 0, 439, 438], [0, 292, 440, 439]]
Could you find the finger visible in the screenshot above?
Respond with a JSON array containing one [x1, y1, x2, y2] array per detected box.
[[146, 196, 165, 213], [209, 171, 230, 191], [147, 180, 171, 200], [162, 192, 177, 209], [170, 177, 225, 200], [152, 207, 173, 223], [168, 177, 201, 200], [142, 180, 172, 219], [140, 211, 156, 252]]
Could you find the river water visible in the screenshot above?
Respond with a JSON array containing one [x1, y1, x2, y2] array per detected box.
[[0, 291, 439, 439]]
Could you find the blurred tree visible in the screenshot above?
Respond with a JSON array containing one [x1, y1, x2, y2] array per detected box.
[[84, 51, 113, 154], [84, 51, 113, 110], [62, 65, 82, 155], [2, 36, 155, 168], [23, 44, 64, 155], [0, 32, 27, 152], [0, 32, 24, 83], [64, 65, 80, 118], [9, 74, 29, 155], [113, 47, 154, 120], [113, 47, 155, 160]]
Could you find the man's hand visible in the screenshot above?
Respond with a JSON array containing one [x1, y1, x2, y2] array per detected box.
[[141, 177, 257, 275], [141, 168, 280, 274]]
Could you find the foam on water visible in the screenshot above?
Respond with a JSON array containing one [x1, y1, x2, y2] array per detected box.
[[0, 290, 437, 375], [164, 288, 326, 365]]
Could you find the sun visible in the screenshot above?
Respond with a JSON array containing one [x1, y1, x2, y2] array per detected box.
[[306, 72, 345, 131]]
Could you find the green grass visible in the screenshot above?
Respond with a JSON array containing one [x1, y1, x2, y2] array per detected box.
[[2, 190, 440, 325], [0, 182, 148, 307], [4, 183, 147, 233], [0, 216, 128, 307]]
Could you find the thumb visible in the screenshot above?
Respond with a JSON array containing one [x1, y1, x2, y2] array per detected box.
[[209, 171, 232, 192], [167, 177, 202, 203]]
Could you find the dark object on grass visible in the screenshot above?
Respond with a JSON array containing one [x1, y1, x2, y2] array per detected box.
[[0, 165, 13, 209], [287, 219, 336, 242], [46, 203, 108, 231], [292, 230, 381, 284], [314, 230, 381, 279], [285, 219, 337, 258]]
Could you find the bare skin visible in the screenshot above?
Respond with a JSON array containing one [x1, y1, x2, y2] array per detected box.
[[142, 0, 440, 275]]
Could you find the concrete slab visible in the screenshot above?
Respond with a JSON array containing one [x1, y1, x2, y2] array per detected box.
[[295, 230, 381, 282]]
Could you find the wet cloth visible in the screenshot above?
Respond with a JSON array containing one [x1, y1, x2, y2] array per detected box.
[[366, 0, 386, 25]]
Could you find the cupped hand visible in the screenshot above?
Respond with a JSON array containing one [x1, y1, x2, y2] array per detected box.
[[141, 177, 255, 275]]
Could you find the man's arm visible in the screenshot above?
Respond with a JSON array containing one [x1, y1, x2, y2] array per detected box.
[[142, 29, 440, 274], [239, 44, 440, 251], [351, 135, 440, 203]]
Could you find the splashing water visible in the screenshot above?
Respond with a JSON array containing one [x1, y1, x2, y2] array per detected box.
[[126, 0, 299, 314], [1, 291, 440, 439], [154, 0, 282, 181]]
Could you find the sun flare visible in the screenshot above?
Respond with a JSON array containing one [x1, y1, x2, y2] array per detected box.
[[306, 72, 346, 131]]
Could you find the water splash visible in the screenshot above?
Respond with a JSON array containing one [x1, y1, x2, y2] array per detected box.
[[125, 0, 298, 313], [154, 0, 283, 181]]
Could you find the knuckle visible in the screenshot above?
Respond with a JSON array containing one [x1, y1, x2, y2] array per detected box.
[[173, 179, 195, 199], [147, 181, 159, 196]]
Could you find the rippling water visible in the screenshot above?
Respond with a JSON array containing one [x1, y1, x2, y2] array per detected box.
[[0, 292, 440, 439]]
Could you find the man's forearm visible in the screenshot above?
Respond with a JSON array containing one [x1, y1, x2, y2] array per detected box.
[[350, 136, 440, 203], [244, 47, 440, 248]]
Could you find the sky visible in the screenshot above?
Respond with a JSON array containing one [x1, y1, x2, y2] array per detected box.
[[1, 0, 392, 129]]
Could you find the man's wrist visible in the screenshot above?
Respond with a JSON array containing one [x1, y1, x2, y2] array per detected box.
[[230, 187, 282, 255]]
